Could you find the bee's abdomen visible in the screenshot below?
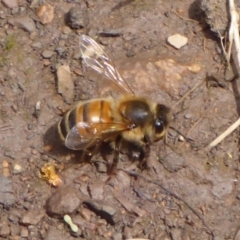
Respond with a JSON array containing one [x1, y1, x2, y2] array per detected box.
[[57, 100, 113, 142]]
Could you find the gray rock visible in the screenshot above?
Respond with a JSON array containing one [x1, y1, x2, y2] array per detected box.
[[160, 152, 185, 173], [2, 0, 18, 9], [83, 199, 118, 225], [201, 0, 228, 34], [0, 177, 17, 206], [55, 47, 67, 58], [57, 65, 74, 104], [42, 50, 55, 59], [21, 210, 45, 225], [31, 41, 42, 49], [11, 7, 19, 15], [88, 182, 105, 200], [8, 16, 36, 32], [65, 7, 88, 29], [46, 186, 80, 217]]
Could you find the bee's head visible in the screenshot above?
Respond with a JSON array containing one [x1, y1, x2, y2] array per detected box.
[[151, 104, 171, 142]]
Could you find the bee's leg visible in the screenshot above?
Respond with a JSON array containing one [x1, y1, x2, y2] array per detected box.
[[80, 149, 92, 163], [108, 136, 121, 174], [138, 143, 150, 169], [80, 144, 100, 163]]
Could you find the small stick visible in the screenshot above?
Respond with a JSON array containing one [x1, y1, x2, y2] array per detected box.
[[0, 125, 13, 131], [173, 80, 205, 109], [217, 30, 229, 65], [227, 0, 240, 66], [186, 117, 203, 137], [171, 11, 199, 24], [208, 117, 240, 149], [0, 124, 11, 129], [203, 37, 206, 52]]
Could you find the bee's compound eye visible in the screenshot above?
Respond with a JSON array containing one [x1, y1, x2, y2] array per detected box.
[[155, 118, 164, 134]]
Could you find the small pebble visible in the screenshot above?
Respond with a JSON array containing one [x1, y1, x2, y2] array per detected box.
[[11, 104, 18, 112], [216, 45, 222, 54], [43, 59, 51, 66], [36, 4, 54, 25], [168, 128, 177, 137], [8, 16, 36, 32], [26, 133, 35, 140], [167, 34, 188, 49], [44, 145, 53, 152], [31, 41, 42, 49], [21, 210, 45, 225], [178, 135, 185, 142], [28, 158, 34, 163], [184, 113, 192, 119], [42, 50, 55, 59], [2, 160, 10, 177], [13, 164, 22, 174], [164, 11, 170, 17], [31, 149, 38, 155], [41, 155, 48, 161], [11, 7, 19, 15], [187, 63, 201, 73], [176, 8, 184, 13], [73, 68, 83, 76], [65, 7, 88, 29], [62, 26, 72, 34], [213, 55, 221, 63], [2, 160, 9, 168]]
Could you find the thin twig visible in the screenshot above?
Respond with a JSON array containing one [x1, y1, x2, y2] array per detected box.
[[203, 37, 206, 52], [173, 80, 205, 109], [120, 168, 214, 238], [217, 30, 229, 66], [0, 125, 13, 131], [169, 126, 194, 145], [228, 0, 240, 66], [186, 117, 203, 137], [208, 117, 240, 149], [171, 11, 199, 24]]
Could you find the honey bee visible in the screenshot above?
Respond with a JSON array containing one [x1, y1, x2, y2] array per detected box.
[[58, 35, 171, 170]]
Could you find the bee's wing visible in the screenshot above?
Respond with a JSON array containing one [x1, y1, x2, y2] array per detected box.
[[65, 122, 132, 150], [79, 35, 134, 95]]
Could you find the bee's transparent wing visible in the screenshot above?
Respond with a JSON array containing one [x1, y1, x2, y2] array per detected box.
[[65, 122, 132, 150], [79, 35, 134, 95]]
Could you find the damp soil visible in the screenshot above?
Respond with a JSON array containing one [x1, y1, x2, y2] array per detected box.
[[1, 0, 240, 239]]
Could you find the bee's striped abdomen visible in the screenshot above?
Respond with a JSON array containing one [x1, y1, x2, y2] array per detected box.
[[57, 99, 113, 143]]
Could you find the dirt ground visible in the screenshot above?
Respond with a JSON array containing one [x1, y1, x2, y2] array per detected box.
[[1, 0, 240, 239]]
